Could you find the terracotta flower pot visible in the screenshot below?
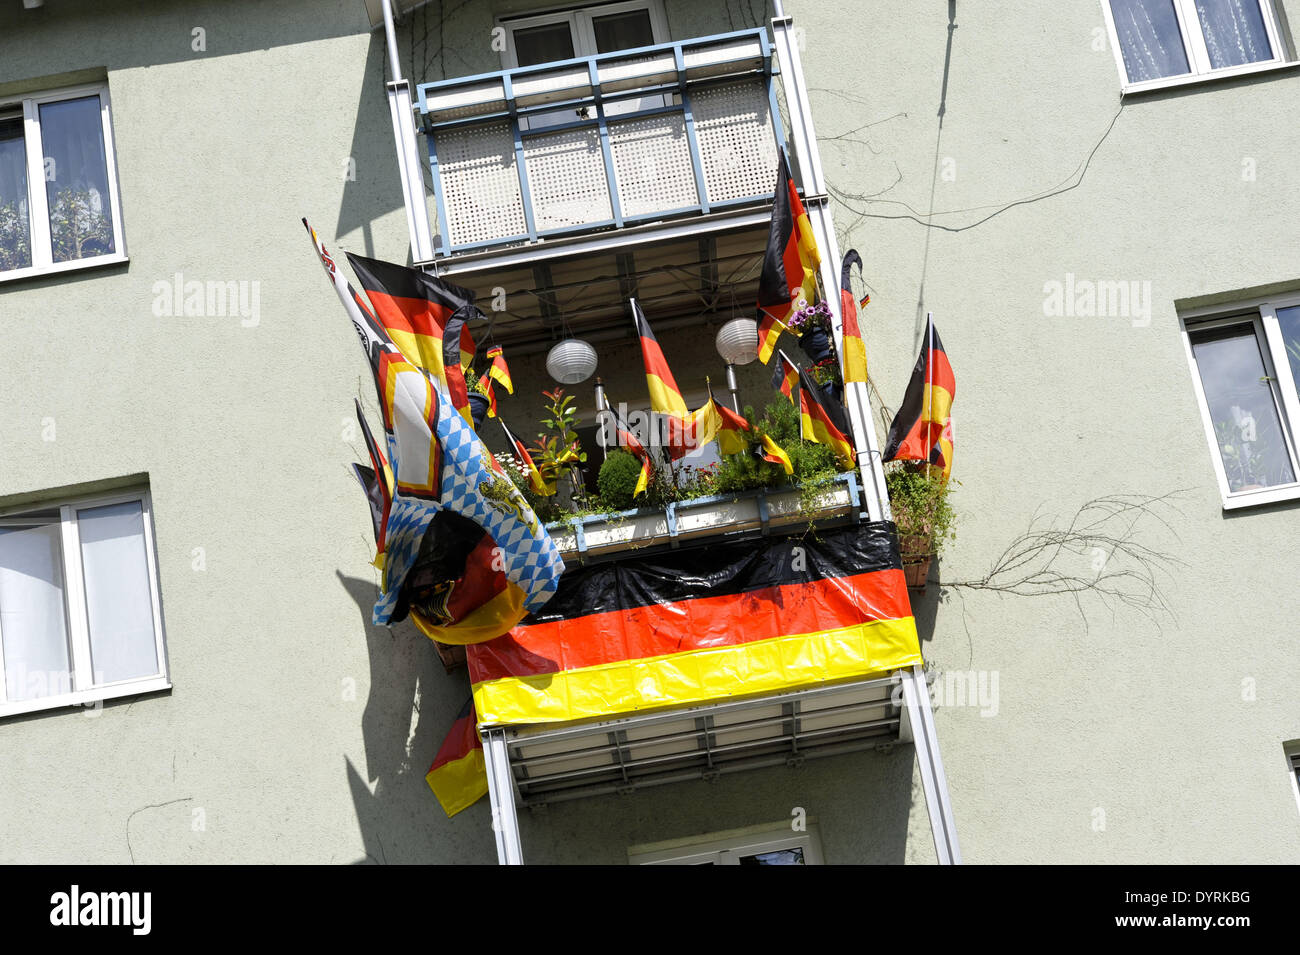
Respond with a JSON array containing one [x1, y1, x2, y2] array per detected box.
[[902, 557, 932, 590]]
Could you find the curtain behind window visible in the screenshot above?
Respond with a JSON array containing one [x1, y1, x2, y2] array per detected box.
[[1111, 0, 1191, 81], [1196, 0, 1272, 68]]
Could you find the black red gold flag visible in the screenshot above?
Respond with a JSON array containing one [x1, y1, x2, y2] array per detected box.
[[883, 315, 954, 467]]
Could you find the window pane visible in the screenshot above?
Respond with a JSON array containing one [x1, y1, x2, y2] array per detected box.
[[40, 95, 116, 263], [0, 519, 72, 702], [739, 846, 806, 865], [1110, 0, 1191, 81], [592, 10, 655, 53], [0, 114, 32, 272], [1195, 0, 1272, 68], [78, 501, 158, 684], [1276, 305, 1300, 400], [514, 23, 576, 67], [1190, 324, 1296, 492]]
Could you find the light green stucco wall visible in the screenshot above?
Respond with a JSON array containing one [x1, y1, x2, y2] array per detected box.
[[1, 0, 1298, 864]]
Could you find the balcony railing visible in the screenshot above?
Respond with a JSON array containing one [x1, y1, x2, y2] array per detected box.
[[415, 28, 784, 257], [547, 471, 865, 563]]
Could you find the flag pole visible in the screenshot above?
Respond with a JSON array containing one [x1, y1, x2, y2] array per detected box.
[[924, 311, 934, 481]]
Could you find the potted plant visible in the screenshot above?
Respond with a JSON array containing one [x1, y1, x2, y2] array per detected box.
[[884, 461, 956, 590], [531, 387, 588, 507], [788, 299, 843, 404]]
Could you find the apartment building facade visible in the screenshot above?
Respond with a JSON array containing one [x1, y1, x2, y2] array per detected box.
[[1, 0, 1298, 864]]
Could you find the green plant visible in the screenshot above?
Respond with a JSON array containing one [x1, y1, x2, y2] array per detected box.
[[597, 449, 644, 511], [532, 387, 588, 500], [885, 462, 957, 558]]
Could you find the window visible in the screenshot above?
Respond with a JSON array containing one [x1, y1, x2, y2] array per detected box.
[[1180, 294, 1300, 508], [0, 83, 126, 283], [501, 1, 668, 68], [1101, 0, 1293, 92], [629, 822, 824, 865], [0, 490, 168, 718]]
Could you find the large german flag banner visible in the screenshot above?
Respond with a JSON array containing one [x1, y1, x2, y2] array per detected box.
[[466, 523, 922, 725], [345, 252, 482, 426], [756, 150, 821, 364], [426, 697, 488, 817], [839, 249, 869, 385], [798, 366, 856, 472], [883, 315, 955, 466]]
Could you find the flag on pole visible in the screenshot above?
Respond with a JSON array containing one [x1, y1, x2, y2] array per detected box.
[[883, 314, 955, 467], [692, 386, 794, 474], [770, 350, 800, 404], [486, 345, 513, 394], [354, 398, 393, 556], [839, 249, 869, 384], [928, 418, 954, 481], [306, 220, 563, 646], [499, 418, 555, 497], [601, 393, 655, 498], [798, 366, 856, 471], [483, 377, 498, 418], [756, 150, 821, 364], [631, 299, 689, 418], [426, 698, 488, 817], [344, 251, 482, 426]]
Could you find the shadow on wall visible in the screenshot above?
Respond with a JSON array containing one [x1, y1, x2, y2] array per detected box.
[[335, 31, 412, 263], [516, 744, 919, 864], [336, 571, 494, 864]]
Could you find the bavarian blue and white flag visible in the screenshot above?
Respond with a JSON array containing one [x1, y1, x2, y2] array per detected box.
[[306, 220, 563, 644]]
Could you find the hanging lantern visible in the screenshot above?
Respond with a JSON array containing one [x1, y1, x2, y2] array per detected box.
[[715, 318, 760, 366], [546, 338, 598, 384]]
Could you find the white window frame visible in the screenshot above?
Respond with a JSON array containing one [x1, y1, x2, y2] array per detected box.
[[1179, 292, 1300, 510], [1100, 0, 1295, 94], [0, 489, 169, 719], [0, 82, 128, 285], [629, 821, 824, 865], [499, 0, 670, 69]]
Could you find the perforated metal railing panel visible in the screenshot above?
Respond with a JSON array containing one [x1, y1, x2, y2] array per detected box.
[[693, 79, 778, 205], [504, 677, 903, 807], [523, 127, 613, 231], [608, 112, 699, 217], [434, 122, 526, 248]]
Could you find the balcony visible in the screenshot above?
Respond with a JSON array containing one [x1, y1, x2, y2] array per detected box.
[[416, 29, 783, 263]]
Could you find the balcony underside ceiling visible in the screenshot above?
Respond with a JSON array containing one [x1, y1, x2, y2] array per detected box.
[[505, 676, 906, 808], [445, 218, 771, 356]]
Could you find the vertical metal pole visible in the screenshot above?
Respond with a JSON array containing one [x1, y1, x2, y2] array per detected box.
[[481, 727, 524, 865], [900, 666, 963, 864], [770, 15, 886, 522], [725, 364, 741, 413], [380, 0, 436, 263]]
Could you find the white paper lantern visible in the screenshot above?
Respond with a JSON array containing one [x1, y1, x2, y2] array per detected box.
[[715, 318, 760, 365], [546, 338, 598, 384]]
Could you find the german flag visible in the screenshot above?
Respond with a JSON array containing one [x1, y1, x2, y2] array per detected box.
[[631, 299, 688, 419], [799, 366, 856, 472], [466, 523, 922, 725], [600, 393, 655, 498], [840, 249, 868, 385], [500, 418, 555, 497], [883, 315, 954, 465], [483, 377, 498, 419], [694, 387, 791, 473], [770, 350, 800, 404], [756, 150, 821, 364], [486, 345, 513, 394], [345, 252, 481, 425], [761, 432, 794, 475], [928, 417, 954, 481], [426, 698, 488, 817]]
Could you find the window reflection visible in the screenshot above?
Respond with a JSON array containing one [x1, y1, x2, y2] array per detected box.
[[40, 95, 115, 263], [0, 115, 31, 272], [1190, 324, 1296, 491]]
